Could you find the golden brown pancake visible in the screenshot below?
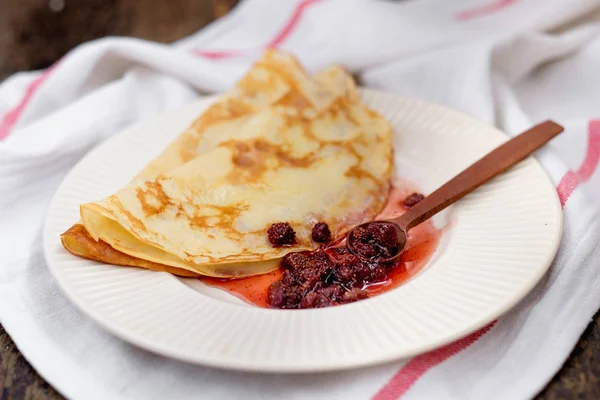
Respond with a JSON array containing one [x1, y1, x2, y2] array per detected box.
[[62, 50, 393, 278]]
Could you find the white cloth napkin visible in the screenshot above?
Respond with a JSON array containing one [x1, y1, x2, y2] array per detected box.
[[2, 1, 600, 399]]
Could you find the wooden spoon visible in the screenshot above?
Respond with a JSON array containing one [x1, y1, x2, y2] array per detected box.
[[346, 120, 564, 262]]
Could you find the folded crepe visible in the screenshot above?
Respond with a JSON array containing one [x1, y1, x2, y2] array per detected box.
[[62, 50, 393, 278]]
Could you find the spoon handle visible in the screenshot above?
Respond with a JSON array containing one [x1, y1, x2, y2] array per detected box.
[[395, 120, 564, 231]]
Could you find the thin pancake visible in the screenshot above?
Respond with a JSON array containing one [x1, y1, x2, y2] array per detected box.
[[62, 52, 357, 277], [65, 50, 393, 278]]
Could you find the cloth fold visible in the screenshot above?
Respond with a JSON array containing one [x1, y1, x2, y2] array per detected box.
[[1, 1, 600, 399]]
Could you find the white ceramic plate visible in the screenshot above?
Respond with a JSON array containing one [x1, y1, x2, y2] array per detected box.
[[43, 89, 562, 373]]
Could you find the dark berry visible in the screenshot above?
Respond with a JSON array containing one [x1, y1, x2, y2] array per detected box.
[[284, 285, 304, 309], [334, 262, 355, 283], [281, 252, 310, 271], [300, 291, 330, 308], [367, 222, 399, 250], [267, 281, 286, 308], [342, 253, 360, 265], [352, 225, 370, 242], [267, 222, 296, 247], [342, 288, 369, 303], [334, 254, 359, 281], [309, 252, 334, 275], [353, 241, 378, 259], [311, 222, 332, 243], [354, 261, 374, 282], [297, 267, 321, 289], [366, 266, 387, 283], [403, 192, 425, 208], [318, 284, 345, 301], [282, 269, 295, 286]]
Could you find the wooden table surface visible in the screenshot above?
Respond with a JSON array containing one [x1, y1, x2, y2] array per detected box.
[[0, 1, 598, 399]]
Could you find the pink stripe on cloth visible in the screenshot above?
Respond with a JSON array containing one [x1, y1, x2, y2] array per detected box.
[[194, 0, 323, 59], [267, 0, 323, 48], [557, 120, 600, 206], [455, 0, 519, 21], [0, 66, 56, 140], [372, 322, 497, 400], [193, 49, 241, 59]]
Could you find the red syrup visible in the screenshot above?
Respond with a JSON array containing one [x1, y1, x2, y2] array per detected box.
[[201, 181, 443, 308]]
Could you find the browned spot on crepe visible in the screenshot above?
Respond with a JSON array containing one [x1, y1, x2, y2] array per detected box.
[[136, 180, 170, 216]]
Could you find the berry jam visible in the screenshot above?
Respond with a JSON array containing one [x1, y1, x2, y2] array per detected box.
[[201, 182, 442, 308], [350, 222, 400, 260]]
